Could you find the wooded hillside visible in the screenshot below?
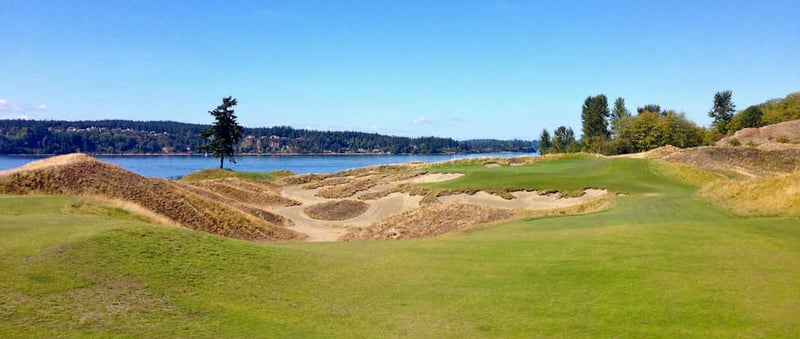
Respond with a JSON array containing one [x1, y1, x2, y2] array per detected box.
[[0, 120, 536, 155]]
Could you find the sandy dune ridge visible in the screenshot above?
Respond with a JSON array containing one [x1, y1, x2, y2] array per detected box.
[[0, 154, 609, 242]]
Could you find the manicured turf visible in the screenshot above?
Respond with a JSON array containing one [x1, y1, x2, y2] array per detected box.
[[1, 157, 798, 337]]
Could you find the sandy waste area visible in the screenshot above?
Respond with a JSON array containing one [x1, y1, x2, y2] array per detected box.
[[273, 172, 607, 241]]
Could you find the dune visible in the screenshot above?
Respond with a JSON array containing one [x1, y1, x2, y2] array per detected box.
[[1, 154, 614, 242], [0, 154, 304, 241]]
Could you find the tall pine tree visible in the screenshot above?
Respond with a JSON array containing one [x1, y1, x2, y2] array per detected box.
[[610, 97, 630, 138], [708, 90, 736, 134], [539, 129, 552, 155], [581, 94, 610, 153], [199, 96, 244, 169]]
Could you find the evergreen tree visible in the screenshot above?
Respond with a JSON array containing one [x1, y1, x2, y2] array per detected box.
[[637, 104, 663, 115], [708, 90, 736, 134], [581, 94, 610, 153], [552, 126, 575, 153], [199, 97, 244, 169], [539, 129, 552, 154], [612, 97, 630, 120], [610, 97, 630, 138]]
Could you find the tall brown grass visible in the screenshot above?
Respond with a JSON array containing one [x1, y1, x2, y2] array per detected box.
[[699, 172, 800, 217]]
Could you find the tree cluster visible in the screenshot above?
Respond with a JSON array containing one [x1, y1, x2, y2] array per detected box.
[[540, 92, 724, 155], [724, 92, 800, 133]]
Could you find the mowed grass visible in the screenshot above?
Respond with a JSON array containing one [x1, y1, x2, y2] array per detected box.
[[426, 155, 717, 196], [2, 157, 799, 337]]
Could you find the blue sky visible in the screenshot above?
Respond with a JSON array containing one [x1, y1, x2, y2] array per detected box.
[[1, 1, 798, 140]]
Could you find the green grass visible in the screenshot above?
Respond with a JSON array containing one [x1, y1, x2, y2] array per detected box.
[[178, 168, 294, 182], [1, 157, 799, 337], [426, 155, 708, 196]]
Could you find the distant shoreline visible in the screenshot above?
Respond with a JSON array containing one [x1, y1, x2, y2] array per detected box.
[[0, 151, 532, 157]]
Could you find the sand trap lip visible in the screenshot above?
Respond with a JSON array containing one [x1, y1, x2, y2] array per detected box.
[[438, 189, 608, 210], [275, 190, 422, 241], [402, 172, 463, 184]]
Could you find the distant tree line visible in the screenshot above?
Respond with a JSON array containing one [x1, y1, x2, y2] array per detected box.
[[539, 91, 800, 156], [0, 119, 536, 155]]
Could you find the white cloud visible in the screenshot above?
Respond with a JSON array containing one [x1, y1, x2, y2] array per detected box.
[[0, 99, 47, 118], [412, 117, 430, 124], [0, 99, 21, 113]]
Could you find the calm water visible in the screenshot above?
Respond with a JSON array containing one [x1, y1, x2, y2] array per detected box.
[[0, 153, 532, 179]]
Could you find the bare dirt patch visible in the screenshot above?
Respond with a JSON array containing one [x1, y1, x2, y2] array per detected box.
[[717, 119, 800, 148], [304, 200, 369, 221]]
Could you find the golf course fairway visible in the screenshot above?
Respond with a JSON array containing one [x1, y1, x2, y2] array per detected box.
[[1, 156, 798, 337]]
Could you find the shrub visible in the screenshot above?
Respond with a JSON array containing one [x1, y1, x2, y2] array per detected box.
[[777, 136, 789, 143], [728, 138, 741, 147]]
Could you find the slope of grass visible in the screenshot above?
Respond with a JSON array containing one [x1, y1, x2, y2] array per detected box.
[[700, 171, 800, 217], [2, 157, 799, 337], [178, 169, 294, 182]]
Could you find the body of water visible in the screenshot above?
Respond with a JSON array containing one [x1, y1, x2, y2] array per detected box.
[[0, 153, 533, 179]]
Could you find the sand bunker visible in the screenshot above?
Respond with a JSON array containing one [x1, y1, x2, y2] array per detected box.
[[272, 170, 608, 241], [438, 189, 607, 210], [273, 172, 461, 241]]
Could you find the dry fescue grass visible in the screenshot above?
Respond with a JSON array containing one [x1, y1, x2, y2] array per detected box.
[[717, 119, 800, 148], [303, 200, 369, 221], [279, 173, 330, 185], [341, 203, 515, 240], [179, 168, 294, 182], [302, 176, 351, 189], [330, 162, 424, 177], [64, 196, 181, 227], [0, 155, 304, 241], [314, 172, 423, 199], [184, 178, 298, 207], [0, 153, 93, 175], [176, 182, 295, 227], [645, 145, 800, 177], [699, 171, 800, 217]]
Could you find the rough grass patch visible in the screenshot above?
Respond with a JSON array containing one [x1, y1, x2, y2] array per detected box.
[[699, 172, 800, 217], [179, 169, 294, 182]]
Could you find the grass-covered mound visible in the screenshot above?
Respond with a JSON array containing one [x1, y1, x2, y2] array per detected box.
[[643, 145, 800, 177], [700, 171, 800, 217], [1, 155, 799, 336], [0, 154, 303, 241], [179, 168, 294, 182]]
